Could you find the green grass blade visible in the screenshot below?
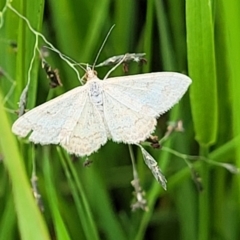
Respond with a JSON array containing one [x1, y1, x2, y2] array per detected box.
[[155, 0, 176, 70], [0, 91, 50, 240], [216, 2, 240, 239], [0, 196, 17, 240], [59, 150, 100, 240], [13, 0, 44, 109], [186, 0, 218, 146], [186, 2, 218, 238], [142, 0, 154, 72], [43, 149, 72, 240], [81, 165, 127, 240]]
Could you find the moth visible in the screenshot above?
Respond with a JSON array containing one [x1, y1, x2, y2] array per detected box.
[[12, 67, 191, 156]]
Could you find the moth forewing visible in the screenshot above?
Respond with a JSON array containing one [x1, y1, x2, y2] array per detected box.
[[103, 72, 192, 117]]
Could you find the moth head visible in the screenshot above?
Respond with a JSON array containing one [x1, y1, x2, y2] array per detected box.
[[84, 66, 98, 82]]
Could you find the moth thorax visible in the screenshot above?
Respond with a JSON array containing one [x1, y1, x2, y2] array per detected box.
[[89, 82, 103, 108]]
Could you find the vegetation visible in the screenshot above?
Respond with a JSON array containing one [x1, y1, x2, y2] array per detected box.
[[0, 0, 239, 239]]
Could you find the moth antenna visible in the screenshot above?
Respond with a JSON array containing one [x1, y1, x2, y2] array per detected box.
[[92, 25, 115, 70], [74, 63, 87, 72], [40, 46, 86, 72]]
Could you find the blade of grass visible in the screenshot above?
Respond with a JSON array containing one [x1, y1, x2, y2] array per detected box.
[[174, 181, 197, 240], [167, 0, 187, 72], [186, 0, 218, 146], [82, 164, 127, 240], [25, 0, 44, 108], [113, 0, 135, 53], [0, 91, 50, 240], [0, 195, 17, 240], [43, 148, 72, 240], [142, 0, 154, 72], [58, 149, 100, 240], [216, 2, 240, 238], [13, 0, 44, 109], [186, 1, 217, 239], [155, 0, 176, 70]]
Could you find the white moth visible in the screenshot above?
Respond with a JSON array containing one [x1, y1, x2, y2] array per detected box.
[[12, 68, 191, 156]]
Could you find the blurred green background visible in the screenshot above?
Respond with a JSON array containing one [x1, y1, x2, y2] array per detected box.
[[0, 0, 240, 239]]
